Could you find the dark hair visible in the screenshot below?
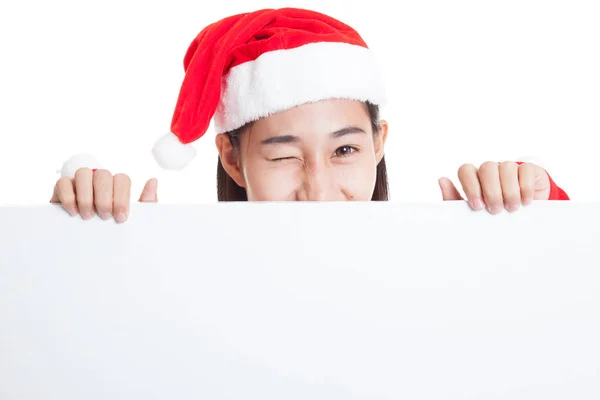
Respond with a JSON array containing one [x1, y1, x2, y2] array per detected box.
[[217, 101, 389, 201]]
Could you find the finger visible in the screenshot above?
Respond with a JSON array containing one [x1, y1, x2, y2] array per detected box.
[[457, 164, 485, 211], [93, 169, 114, 220], [113, 173, 132, 223], [52, 177, 78, 216], [517, 163, 536, 205], [74, 168, 95, 219], [438, 177, 463, 201], [477, 161, 503, 214], [499, 161, 521, 212], [139, 178, 158, 202]]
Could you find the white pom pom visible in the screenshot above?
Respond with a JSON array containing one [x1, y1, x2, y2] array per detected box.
[[152, 133, 197, 170], [59, 153, 103, 179]]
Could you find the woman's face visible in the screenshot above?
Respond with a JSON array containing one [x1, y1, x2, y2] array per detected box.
[[216, 99, 388, 201]]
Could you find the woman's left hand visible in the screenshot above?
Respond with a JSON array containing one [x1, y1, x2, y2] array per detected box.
[[438, 161, 553, 214]]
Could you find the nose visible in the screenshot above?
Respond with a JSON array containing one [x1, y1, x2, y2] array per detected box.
[[299, 163, 330, 201], [305, 178, 327, 201]]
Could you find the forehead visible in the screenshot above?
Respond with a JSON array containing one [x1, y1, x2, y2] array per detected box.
[[250, 99, 370, 137]]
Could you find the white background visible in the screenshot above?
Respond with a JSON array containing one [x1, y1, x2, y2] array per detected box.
[[0, 0, 598, 205]]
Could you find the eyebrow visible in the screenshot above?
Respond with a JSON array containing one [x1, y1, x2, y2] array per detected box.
[[260, 126, 367, 145], [331, 126, 367, 138]]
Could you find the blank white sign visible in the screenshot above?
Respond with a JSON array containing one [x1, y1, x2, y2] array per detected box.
[[1, 202, 599, 399]]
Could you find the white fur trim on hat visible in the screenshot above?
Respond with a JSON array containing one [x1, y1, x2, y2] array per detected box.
[[59, 153, 103, 179], [152, 132, 198, 170], [213, 41, 387, 133]]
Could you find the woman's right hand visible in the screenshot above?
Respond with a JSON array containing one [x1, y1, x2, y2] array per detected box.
[[50, 168, 158, 223]]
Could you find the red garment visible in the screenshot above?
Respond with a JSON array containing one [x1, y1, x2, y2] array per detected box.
[[546, 171, 570, 200]]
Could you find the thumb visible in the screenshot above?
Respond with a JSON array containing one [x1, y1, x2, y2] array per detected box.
[[139, 178, 158, 202], [438, 177, 464, 201]]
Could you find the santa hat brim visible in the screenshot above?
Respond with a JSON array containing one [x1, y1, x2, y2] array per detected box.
[[214, 41, 387, 133]]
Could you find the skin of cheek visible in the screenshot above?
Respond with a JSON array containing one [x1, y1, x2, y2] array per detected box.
[[334, 156, 378, 201], [246, 160, 302, 200]]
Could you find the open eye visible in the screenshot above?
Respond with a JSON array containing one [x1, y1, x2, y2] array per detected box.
[[333, 145, 358, 157]]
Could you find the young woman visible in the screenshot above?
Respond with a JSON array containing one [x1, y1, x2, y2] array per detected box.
[[50, 8, 569, 223]]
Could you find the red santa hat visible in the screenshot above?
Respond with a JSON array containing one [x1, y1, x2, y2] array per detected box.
[[152, 7, 387, 170]]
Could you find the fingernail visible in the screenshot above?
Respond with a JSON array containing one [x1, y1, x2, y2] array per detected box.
[[472, 198, 485, 210], [100, 212, 111, 220], [115, 212, 127, 223], [523, 196, 533, 206], [488, 205, 503, 214], [81, 211, 93, 220], [506, 203, 520, 213], [67, 207, 78, 217]]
